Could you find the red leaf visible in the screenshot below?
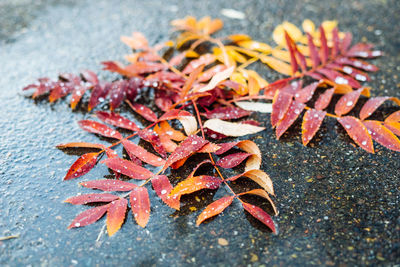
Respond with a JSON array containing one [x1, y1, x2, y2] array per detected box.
[[109, 80, 127, 110], [335, 57, 378, 72], [124, 61, 166, 75], [331, 28, 340, 59], [80, 180, 137, 191], [102, 157, 153, 180], [182, 54, 215, 74], [284, 32, 298, 74], [385, 111, 400, 123], [68, 204, 109, 229], [56, 142, 105, 149], [216, 152, 252, 168], [271, 91, 293, 127], [138, 129, 167, 157], [151, 175, 180, 210], [107, 198, 128, 236], [88, 83, 111, 111], [340, 32, 353, 54], [363, 120, 400, 152], [239, 189, 277, 215], [187, 159, 213, 178], [122, 140, 166, 166], [81, 70, 99, 85], [276, 101, 306, 139], [65, 193, 118, 205], [306, 33, 320, 69], [129, 103, 158, 122], [162, 135, 208, 171], [78, 120, 122, 139], [334, 88, 364, 116], [314, 88, 334, 110], [196, 196, 235, 225], [319, 26, 329, 64], [202, 106, 251, 120], [215, 142, 240, 155], [242, 202, 276, 233], [104, 148, 121, 179], [359, 97, 390, 121], [170, 175, 221, 197], [302, 109, 326, 146], [70, 85, 89, 110], [337, 116, 374, 153], [64, 152, 99, 180], [96, 111, 140, 132], [295, 82, 319, 103], [130, 187, 151, 228], [317, 68, 361, 88], [340, 65, 370, 82]]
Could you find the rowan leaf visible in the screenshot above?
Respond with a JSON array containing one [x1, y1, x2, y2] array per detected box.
[[128, 103, 158, 122], [359, 97, 399, 121], [203, 119, 265, 137], [170, 175, 221, 197], [242, 202, 276, 234], [363, 120, 400, 152], [385, 110, 400, 123], [337, 116, 374, 153], [259, 55, 293, 76], [68, 204, 109, 229], [227, 169, 274, 195], [56, 142, 105, 150], [202, 106, 251, 120], [235, 101, 272, 113], [102, 157, 153, 180], [334, 88, 365, 116], [107, 198, 128, 236], [302, 109, 326, 146], [295, 82, 319, 103], [65, 193, 119, 205], [163, 135, 208, 171], [108, 80, 127, 110], [151, 175, 180, 210], [96, 111, 140, 132], [385, 122, 400, 136], [122, 140, 166, 166], [276, 101, 306, 139], [271, 91, 293, 127], [317, 68, 361, 88], [80, 179, 137, 192], [183, 54, 216, 74], [64, 152, 99, 180], [81, 69, 99, 85], [196, 196, 235, 226], [138, 129, 167, 157], [130, 187, 151, 228], [180, 64, 204, 98], [78, 120, 123, 139], [239, 189, 277, 215], [88, 83, 110, 111], [216, 152, 252, 168], [197, 66, 235, 92]]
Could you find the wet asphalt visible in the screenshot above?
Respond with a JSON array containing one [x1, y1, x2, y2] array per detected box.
[[0, 0, 399, 266]]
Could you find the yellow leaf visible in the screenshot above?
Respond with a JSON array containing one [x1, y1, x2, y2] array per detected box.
[[227, 48, 247, 63], [238, 69, 268, 88], [228, 34, 252, 42], [273, 21, 303, 46], [248, 76, 260, 96], [237, 40, 271, 53], [321, 20, 338, 33], [260, 55, 293, 76], [271, 49, 291, 63], [302, 19, 315, 34]]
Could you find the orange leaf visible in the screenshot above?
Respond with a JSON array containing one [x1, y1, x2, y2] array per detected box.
[[260, 55, 293, 76], [227, 169, 274, 196], [196, 196, 235, 225], [56, 142, 105, 150], [107, 198, 128, 236], [337, 116, 374, 153], [363, 120, 400, 152], [239, 189, 278, 215], [151, 175, 180, 210], [64, 152, 99, 180], [130, 187, 151, 228], [170, 176, 221, 197]]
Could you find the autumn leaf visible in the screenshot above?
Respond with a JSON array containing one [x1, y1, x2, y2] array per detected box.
[[363, 120, 400, 152], [122, 140, 166, 166], [64, 152, 99, 180], [78, 120, 123, 139], [56, 142, 105, 150], [80, 180, 137, 192], [102, 157, 153, 180], [151, 175, 180, 210], [242, 202, 276, 233], [170, 175, 222, 197], [68, 204, 109, 229], [239, 189, 277, 215], [302, 109, 326, 146], [203, 119, 265, 137], [107, 198, 128, 236], [216, 152, 252, 168], [96, 111, 140, 132], [130, 187, 151, 228], [65, 193, 119, 205], [227, 169, 274, 196], [337, 116, 374, 153], [196, 196, 235, 225]]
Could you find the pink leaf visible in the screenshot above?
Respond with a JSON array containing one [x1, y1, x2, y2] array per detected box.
[[78, 120, 122, 139], [80, 180, 137, 191]]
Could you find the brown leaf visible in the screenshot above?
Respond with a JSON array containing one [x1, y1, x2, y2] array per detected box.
[[196, 196, 235, 225], [227, 169, 274, 195]]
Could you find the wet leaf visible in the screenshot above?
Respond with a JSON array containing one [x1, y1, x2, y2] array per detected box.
[[216, 152, 252, 168], [202, 106, 251, 120], [102, 157, 153, 180], [319, 26, 329, 64], [227, 169, 274, 195], [122, 140, 166, 166], [259, 55, 293, 76], [314, 88, 334, 110], [64, 152, 99, 180], [363, 120, 400, 152], [170, 175, 221, 196], [65, 193, 119, 205], [271, 91, 293, 127], [196, 196, 235, 225], [235, 101, 272, 113], [197, 66, 235, 92], [183, 54, 216, 74], [130, 187, 151, 228], [151, 175, 180, 210], [107, 198, 128, 236], [96, 111, 140, 132], [385, 110, 400, 123], [306, 33, 320, 69], [163, 135, 208, 171], [295, 82, 319, 103], [337, 116, 374, 153], [276, 101, 306, 139], [129, 103, 158, 122], [80, 179, 137, 192], [138, 129, 167, 157], [242, 202, 276, 233], [68, 204, 109, 229], [334, 88, 365, 116], [359, 97, 399, 121], [239, 189, 277, 215], [56, 142, 105, 150], [203, 119, 265, 137], [302, 109, 326, 146], [78, 120, 123, 139]]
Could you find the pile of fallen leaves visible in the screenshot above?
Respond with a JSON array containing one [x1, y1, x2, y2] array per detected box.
[[23, 16, 400, 237]]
